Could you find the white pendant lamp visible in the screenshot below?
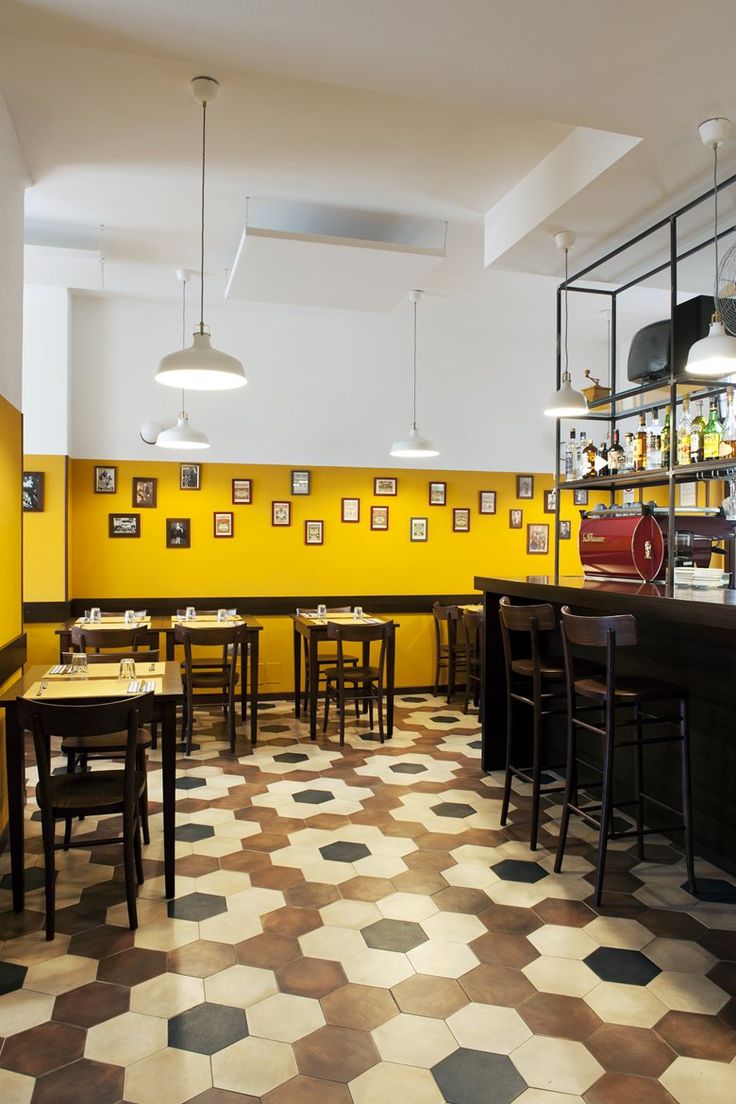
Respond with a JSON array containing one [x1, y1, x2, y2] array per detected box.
[[544, 231, 588, 418], [687, 117, 736, 378], [156, 271, 210, 450], [390, 290, 439, 458], [156, 77, 246, 391]]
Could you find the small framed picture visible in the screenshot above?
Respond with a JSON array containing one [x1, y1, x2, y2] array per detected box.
[[371, 505, 389, 530], [95, 465, 117, 494], [429, 481, 447, 506], [305, 520, 324, 545], [453, 507, 470, 532], [214, 511, 233, 538], [180, 463, 200, 490], [679, 482, 697, 508], [232, 479, 252, 505], [132, 477, 157, 508], [516, 474, 534, 499], [410, 517, 428, 542], [291, 470, 311, 495], [272, 501, 291, 527], [109, 513, 140, 538], [573, 488, 589, 506], [544, 489, 557, 514], [527, 522, 549, 555], [479, 490, 496, 515], [559, 520, 572, 540], [166, 517, 190, 548], [374, 477, 397, 496], [22, 472, 44, 512], [341, 497, 360, 523], [509, 508, 523, 529]]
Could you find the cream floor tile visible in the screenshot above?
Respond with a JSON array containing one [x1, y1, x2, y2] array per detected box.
[[319, 899, 382, 929], [377, 893, 438, 921], [212, 1035, 298, 1096], [421, 912, 485, 944], [190, 835, 247, 858], [644, 937, 717, 973], [515, 1092, 584, 1104], [1, 930, 71, 965], [0, 1068, 34, 1104], [85, 1011, 168, 1065], [343, 947, 415, 987], [194, 869, 253, 896], [528, 925, 598, 960], [134, 917, 199, 952], [511, 1035, 604, 1095], [447, 1002, 532, 1054], [204, 963, 278, 1008], [407, 940, 479, 979], [130, 973, 204, 1017], [0, 989, 55, 1036], [350, 1061, 445, 1104], [138, 874, 197, 900], [246, 992, 325, 1042], [124, 1046, 212, 1104], [442, 862, 499, 890], [188, 807, 238, 825], [689, 903, 736, 931], [300, 858, 359, 884], [648, 970, 729, 1014], [661, 1056, 736, 1104], [23, 953, 98, 995], [216, 819, 262, 839], [522, 957, 599, 998], [583, 916, 654, 950], [299, 925, 366, 962], [372, 1012, 457, 1067], [226, 886, 286, 916], [352, 854, 408, 879], [450, 844, 502, 866], [198, 911, 262, 944], [485, 881, 553, 908], [584, 981, 668, 1027], [107, 897, 169, 928]]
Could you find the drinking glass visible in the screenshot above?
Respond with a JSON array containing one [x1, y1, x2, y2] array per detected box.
[[90, 607, 101, 622], [176, 608, 186, 621], [186, 606, 196, 621], [353, 607, 364, 620], [217, 609, 227, 622], [124, 609, 135, 624], [317, 604, 327, 618], [119, 657, 136, 680], [70, 653, 88, 678]]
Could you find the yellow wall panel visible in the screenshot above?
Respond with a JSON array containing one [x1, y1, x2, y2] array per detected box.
[[23, 453, 67, 602], [0, 394, 23, 833]]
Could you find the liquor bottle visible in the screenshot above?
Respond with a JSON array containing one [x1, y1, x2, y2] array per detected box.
[[646, 408, 661, 470], [577, 431, 588, 479], [661, 406, 671, 467], [583, 437, 598, 479], [721, 387, 736, 458], [690, 401, 706, 463], [703, 397, 724, 460], [634, 413, 648, 471], [677, 396, 693, 466], [608, 429, 624, 474], [564, 429, 577, 480], [623, 432, 636, 472], [597, 438, 610, 477]]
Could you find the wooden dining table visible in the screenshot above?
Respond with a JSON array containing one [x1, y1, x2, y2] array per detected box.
[[292, 612, 397, 740], [0, 661, 183, 913], [55, 613, 263, 744]]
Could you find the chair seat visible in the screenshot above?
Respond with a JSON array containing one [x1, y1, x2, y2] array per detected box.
[[61, 728, 152, 754], [314, 653, 359, 667], [43, 769, 146, 813], [322, 665, 380, 683], [574, 674, 682, 702], [185, 670, 239, 689], [512, 657, 602, 680]]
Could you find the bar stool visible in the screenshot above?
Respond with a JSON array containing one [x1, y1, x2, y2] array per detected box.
[[461, 609, 483, 715], [432, 603, 467, 702], [499, 597, 568, 850], [554, 605, 696, 907]]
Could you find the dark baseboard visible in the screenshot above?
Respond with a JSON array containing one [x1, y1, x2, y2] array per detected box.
[[0, 632, 27, 685], [23, 601, 73, 623], [62, 595, 477, 618]]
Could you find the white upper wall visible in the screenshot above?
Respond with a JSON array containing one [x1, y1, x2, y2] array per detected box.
[[0, 94, 28, 408], [22, 285, 70, 453]]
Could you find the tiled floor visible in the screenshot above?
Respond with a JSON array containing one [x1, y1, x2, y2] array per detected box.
[[1, 695, 736, 1104]]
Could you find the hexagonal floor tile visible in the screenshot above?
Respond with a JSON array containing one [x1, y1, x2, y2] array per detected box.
[[433, 1048, 527, 1104], [373, 1012, 457, 1068], [247, 992, 325, 1042], [584, 947, 661, 986], [212, 1036, 298, 1097], [447, 1003, 532, 1054], [293, 1024, 379, 1081], [492, 860, 548, 884], [319, 842, 371, 863], [511, 1035, 604, 1096], [362, 919, 428, 953], [168, 1002, 248, 1055], [167, 893, 227, 922], [86, 1011, 167, 1066]]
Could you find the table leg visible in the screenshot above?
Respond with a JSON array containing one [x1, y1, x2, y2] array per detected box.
[[362, 641, 370, 714], [6, 703, 26, 912], [293, 625, 302, 719], [58, 630, 72, 663], [309, 634, 319, 740], [250, 632, 259, 746], [161, 699, 176, 899], [165, 630, 175, 661], [386, 630, 396, 738], [240, 642, 247, 725]]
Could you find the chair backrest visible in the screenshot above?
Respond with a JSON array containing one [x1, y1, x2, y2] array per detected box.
[[433, 603, 460, 653], [298, 606, 352, 615], [560, 605, 637, 700], [498, 596, 557, 685], [461, 609, 483, 662], [326, 621, 393, 686], [62, 649, 160, 665], [71, 626, 149, 653], [186, 609, 239, 619]]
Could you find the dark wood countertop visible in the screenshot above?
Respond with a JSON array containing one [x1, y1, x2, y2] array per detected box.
[[474, 574, 736, 630]]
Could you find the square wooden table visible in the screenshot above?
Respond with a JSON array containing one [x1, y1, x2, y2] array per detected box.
[[0, 662, 183, 913], [291, 612, 397, 740]]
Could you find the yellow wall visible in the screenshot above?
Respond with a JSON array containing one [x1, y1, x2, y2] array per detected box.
[[23, 454, 67, 602], [0, 394, 23, 831]]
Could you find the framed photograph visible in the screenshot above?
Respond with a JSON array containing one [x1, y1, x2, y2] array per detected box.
[[232, 479, 252, 505], [341, 497, 360, 523], [22, 471, 44, 512], [516, 474, 534, 499], [109, 513, 140, 538], [573, 488, 589, 506], [527, 522, 549, 555], [132, 477, 157, 508], [544, 489, 557, 514], [371, 505, 389, 530], [305, 520, 324, 545], [559, 520, 572, 540], [509, 508, 523, 529], [214, 511, 233, 538], [272, 500, 291, 527], [429, 481, 447, 506], [479, 490, 496, 515], [410, 517, 428, 542], [95, 465, 117, 494], [166, 517, 190, 548], [679, 482, 697, 508], [374, 477, 397, 496], [453, 507, 470, 532], [180, 463, 200, 490], [291, 470, 311, 495]]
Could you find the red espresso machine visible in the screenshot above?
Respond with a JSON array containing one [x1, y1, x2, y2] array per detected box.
[[579, 504, 734, 582]]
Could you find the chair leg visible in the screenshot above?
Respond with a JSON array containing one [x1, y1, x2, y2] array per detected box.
[[593, 713, 615, 908], [323, 683, 331, 733], [633, 702, 645, 861], [463, 669, 471, 714], [433, 652, 441, 697], [368, 697, 374, 729], [530, 700, 542, 852], [339, 690, 346, 746], [680, 696, 696, 895], [133, 819, 145, 886], [500, 696, 514, 828], [554, 709, 577, 875], [137, 749, 150, 847], [123, 815, 139, 931], [42, 817, 56, 941], [150, 721, 158, 750], [377, 691, 384, 744]]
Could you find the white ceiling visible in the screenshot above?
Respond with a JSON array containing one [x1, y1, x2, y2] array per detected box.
[[2, 0, 736, 305]]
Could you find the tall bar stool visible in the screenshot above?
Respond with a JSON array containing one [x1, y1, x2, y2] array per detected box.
[[499, 597, 568, 850], [432, 603, 467, 702], [555, 605, 696, 907], [461, 609, 483, 715]]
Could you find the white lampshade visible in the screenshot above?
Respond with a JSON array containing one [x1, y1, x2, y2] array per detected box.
[[543, 378, 588, 418], [155, 412, 210, 450], [156, 330, 246, 391], [686, 319, 736, 377], [390, 426, 439, 458]]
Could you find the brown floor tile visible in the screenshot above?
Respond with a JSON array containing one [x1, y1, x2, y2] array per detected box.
[[459, 963, 535, 1007], [53, 902, 108, 935], [284, 882, 341, 908], [236, 932, 301, 969], [293, 1024, 379, 1081], [250, 865, 305, 890], [169, 939, 237, 977], [0, 908, 44, 940], [719, 996, 736, 1031], [175, 797, 210, 814], [31, 1058, 124, 1104], [263, 1075, 352, 1104], [391, 870, 448, 895], [656, 1010, 736, 1061], [0, 1020, 85, 1076], [470, 931, 538, 968], [339, 876, 394, 901], [700, 928, 736, 961], [380, 820, 426, 839], [53, 980, 130, 1028], [220, 849, 273, 874], [391, 974, 468, 1017], [477, 904, 542, 935], [708, 960, 736, 996], [306, 814, 352, 830], [263, 906, 323, 937], [68, 923, 135, 959], [433, 886, 490, 914], [585, 1072, 678, 1104], [187, 1091, 258, 1104], [276, 957, 348, 998], [415, 832, 466, 851], [519, 992, 602, 1042], [589, 892, 647, 919], [244, 831, 291, 852], [640, 909, 706, 941], [321, 983, 398, 1030], [96, 946, 167, 986], [404, 849, 455, 872], [586, 1023, 675, 1077], [533, 898, 597, 927], [175, 854, 221, 877]]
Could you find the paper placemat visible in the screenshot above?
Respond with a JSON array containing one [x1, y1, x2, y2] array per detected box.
[[24, 678, 163, 701], [45, 662, 166, 679], [170, 617, 244, 626], [75, 618, 152, 629], [306, 617, 383, 626]]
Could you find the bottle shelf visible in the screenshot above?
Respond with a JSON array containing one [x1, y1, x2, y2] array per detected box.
[[557, 456, 736, 492]]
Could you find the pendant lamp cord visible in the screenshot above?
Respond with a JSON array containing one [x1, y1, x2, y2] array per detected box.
[[181, 275, 187, 418], [199, 100, 207, 333], [714, 141, 720, 308], [563, 247, 570, 382], [412, 296, 418, 429]]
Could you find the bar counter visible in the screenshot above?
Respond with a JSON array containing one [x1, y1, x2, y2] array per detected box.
[[474, 574, 736, 875]]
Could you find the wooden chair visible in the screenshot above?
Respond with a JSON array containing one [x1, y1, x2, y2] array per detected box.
[[62, 648, 161, 754], [322, 621, 394, 745], [16, 693, 153, 940], [555, 605, 696, 906], [71, 626, 156, 654], [461, 609, 483, 715], [432, 603, 467, 702], [175, 623, 244, 754], [299, 607, 359, 711]]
